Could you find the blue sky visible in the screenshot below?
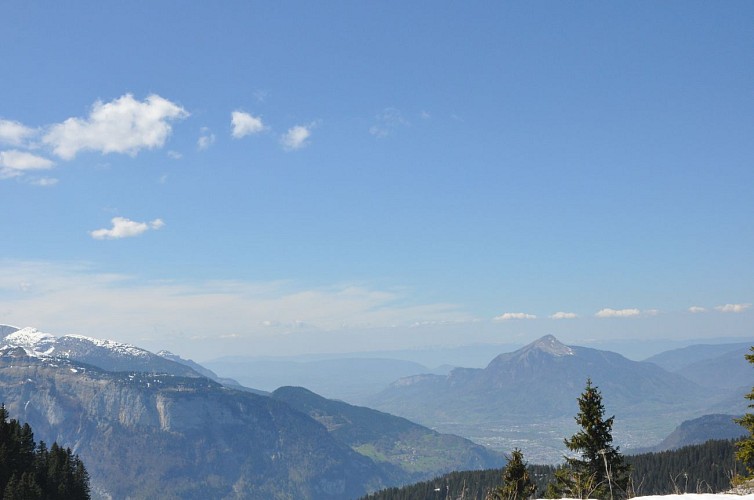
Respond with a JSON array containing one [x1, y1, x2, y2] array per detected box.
[[1, 2, 752, 360]]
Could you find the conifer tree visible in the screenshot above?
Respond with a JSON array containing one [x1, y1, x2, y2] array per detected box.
[[486, 448, 536, 500], [0, 404, 90, 499], [548, 379, 629, 499], [734, 346, 754, 481]]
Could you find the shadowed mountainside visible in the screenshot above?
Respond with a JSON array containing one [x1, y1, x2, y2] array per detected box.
[[0, 349, 391, 499], [273, 386, 503, 481]]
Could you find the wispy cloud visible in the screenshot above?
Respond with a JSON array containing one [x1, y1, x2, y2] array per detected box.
[[280, 123, 314, 151], [90, 217, 165, 240], [0, 119, 37, 146], [550, 311, 578, 319], [688, 306, 706, 314], [715, 303, 751, 313], [43, 94, 188, 160], [197, 127, 215, 150], [369, 107, 409, 138], [231, 111, 265, 138], [595, 308, 641, 318], [28, 177, 59, 187], [0, 150, 55, 178], [0, 260, 471, 353], [494, 312, 537, 321]]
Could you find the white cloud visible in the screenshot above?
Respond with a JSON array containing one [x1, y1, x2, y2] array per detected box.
[[43, 94, 188, 160], [197, 127, 215, 150], [28, 177, 59, 187], [231, 111, 265, 138], [550, 311, 578, 319], [715, 303, 751, 313], [494, 312, 537, 321], [167, 150, 182, 160], [595, 308, 641, 318], [688, 306, 706, 314], [280, 124, 313, 151], [369, 107, 409, 138], [0, 119, 36, 146], [0, 150, 55, 178], [90, 217, 165, 240]]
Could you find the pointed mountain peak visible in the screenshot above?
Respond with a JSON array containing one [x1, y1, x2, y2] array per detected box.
[[3, 327, 57, 356], [522, 335, 574, 357]]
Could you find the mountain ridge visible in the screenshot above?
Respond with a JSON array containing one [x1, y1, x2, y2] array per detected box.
[[368, 335, 740, 462], [272, 386, 502, 480], [0, 323, 506, 498], [0, 325, 203, 378], [0, 350, 387, 499]]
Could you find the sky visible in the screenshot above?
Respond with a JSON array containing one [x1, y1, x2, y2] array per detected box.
[[1, 2, 753, 361]]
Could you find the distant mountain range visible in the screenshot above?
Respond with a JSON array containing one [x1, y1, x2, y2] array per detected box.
[[1, 323, 750, 493], [203, 356, 447, 403], [367, 335, 748, 462], [647, 414, 745, 452], [156, 349, 268, 395], [644, 341, 752, 372], [0, 324, 502, 499], [646, 342, 752, 392]]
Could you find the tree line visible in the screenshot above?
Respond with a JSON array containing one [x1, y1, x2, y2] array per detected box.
[[361, 438, 742, 500], [0, 405, 90, 499]]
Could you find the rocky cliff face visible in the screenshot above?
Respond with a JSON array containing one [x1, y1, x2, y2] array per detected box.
[[0, 352, 388, 499]]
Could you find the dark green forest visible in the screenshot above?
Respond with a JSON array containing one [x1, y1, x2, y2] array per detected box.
[[361, 439, 742, 500], [628, 439, 741, 495], [360, 464, 555, 500], [0, 406, 90, 500]]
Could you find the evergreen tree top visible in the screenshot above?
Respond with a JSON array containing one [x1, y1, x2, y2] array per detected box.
[[552, 379, 630, 500], [0, 403, 90, 499]]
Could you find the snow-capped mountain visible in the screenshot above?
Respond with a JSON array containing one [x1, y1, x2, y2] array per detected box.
[[0, 324, 498, 498], [0, 342, 390, 499], [3, 327, 57, 356], [0, 324, 202, 377]]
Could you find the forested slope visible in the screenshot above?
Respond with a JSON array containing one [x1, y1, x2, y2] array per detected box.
[[361, 439, 742, 500]]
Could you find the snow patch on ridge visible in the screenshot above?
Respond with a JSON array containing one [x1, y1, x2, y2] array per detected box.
[[0, 325, 150, 360], [4, 327, 57, 356], [60, 334, 151, 358], [530, 334, 574, 356]]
